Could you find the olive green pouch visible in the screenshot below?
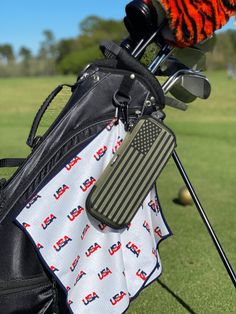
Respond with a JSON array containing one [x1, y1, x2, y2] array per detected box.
[[86, 116, 176, 229]]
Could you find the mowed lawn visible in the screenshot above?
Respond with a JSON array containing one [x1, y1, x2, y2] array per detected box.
[[0, 72, 235, 313]]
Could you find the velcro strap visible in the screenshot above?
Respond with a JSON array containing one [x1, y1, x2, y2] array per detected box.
[[117, 75, 135, 101], [100, 41, 122, 59]]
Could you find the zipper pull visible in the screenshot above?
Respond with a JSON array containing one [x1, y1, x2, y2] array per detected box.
[[121, 104, 129, 131], [114, 107, 119, 125]]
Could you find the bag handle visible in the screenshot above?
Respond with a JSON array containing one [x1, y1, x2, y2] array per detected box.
[[26, 84, 73, 148]]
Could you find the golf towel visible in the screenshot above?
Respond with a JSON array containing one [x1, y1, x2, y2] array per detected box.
[[16, 120, 171, 314]]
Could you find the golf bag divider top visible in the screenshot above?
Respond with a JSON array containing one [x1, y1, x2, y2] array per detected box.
[[0, 41, 165, 313]]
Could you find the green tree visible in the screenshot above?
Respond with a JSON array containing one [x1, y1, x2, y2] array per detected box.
[[38, 30, 57, 75], [19, 47, 32, 61], [0, 44, 15, 64], [56, 38, 76, 63], [39, 30, 57, 59], [19, 46, 32, 76], [80, 15, 126, 39], [206, 30, 236, 70], [56, 16, 127, 74]]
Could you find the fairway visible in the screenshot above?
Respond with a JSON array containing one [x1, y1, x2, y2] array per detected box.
[[0, 72, 235, 313]]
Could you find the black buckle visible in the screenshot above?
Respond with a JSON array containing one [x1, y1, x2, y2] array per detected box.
[[113, 90, 132, 131]]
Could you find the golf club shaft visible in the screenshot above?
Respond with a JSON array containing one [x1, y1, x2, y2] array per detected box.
[[132, 29, 159, 58], [148, 44, 173, 73], [131, 20, 167, 59], [172, 150, 236, 288], [131, 38, 146, 56]]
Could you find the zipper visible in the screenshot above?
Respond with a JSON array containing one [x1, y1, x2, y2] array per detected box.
[[0, 276, 51, 296], [52, 278, 59, 314]]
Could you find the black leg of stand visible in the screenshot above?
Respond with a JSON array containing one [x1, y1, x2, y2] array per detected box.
[[172, 150, 236, 288]]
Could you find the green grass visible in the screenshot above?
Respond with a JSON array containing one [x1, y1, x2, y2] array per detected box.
[[0, 76, 75, 164], [0, 72, 235, 313]]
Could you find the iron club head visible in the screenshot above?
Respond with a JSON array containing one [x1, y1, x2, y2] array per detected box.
[[162, 69, 211, 101]]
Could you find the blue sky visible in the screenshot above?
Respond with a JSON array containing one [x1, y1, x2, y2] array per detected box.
[[0, 0, 234, 55]]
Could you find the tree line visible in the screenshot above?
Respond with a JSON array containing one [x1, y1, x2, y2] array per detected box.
[[0, 16, 235, 77]]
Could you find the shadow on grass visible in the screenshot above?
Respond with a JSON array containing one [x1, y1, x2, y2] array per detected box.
[[158, 279, 197, 314], [172, 198, 191, 207]]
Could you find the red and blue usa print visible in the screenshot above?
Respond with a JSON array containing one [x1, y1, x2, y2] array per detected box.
[[16, 122, 171, 314]]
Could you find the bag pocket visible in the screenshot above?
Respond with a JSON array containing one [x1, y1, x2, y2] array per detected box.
[[0, 276, 53, 314]]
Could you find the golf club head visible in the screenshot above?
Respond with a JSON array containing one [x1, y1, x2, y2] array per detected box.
[[177, 72, 211, 99], [162, 69, 211, 100], [170, 85, 197, 103], [173, 47, 207, 71], [174, 33, 216, 70], [194, 34, 217, 53], [158, 56, 189, 76]]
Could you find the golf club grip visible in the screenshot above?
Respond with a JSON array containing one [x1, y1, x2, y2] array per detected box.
[[125, 0, 167, 38], [172, 150, 236, 288]]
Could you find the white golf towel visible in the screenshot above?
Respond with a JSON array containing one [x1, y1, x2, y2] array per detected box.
[[16, 121, 171, 314]]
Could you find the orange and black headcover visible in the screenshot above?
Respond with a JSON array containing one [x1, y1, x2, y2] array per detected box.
[[157, 0, 236, 47]]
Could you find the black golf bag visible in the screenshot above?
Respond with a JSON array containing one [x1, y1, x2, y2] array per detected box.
[[0, 42, 166, 313]]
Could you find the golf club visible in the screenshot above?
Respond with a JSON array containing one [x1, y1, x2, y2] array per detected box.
[[164, 96, 188, 111], [162, 69, 211, 100]]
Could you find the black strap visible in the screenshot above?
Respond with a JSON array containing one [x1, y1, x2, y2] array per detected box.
[[100, 41, 165, 108], [113, 75, 135, 131], [0, 158, 25, 168], [100, 41, 122, 59], [26, 84, 74, 148], [117, 75, 135, 100]]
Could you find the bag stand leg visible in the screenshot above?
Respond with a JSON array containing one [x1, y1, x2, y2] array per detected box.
[[172, 150, 236, 288]]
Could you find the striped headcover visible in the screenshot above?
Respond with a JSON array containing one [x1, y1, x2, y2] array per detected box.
[[157, 0, 236, 47]]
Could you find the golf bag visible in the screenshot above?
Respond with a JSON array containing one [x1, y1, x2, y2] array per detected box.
[[0, 42, 169, 313]]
